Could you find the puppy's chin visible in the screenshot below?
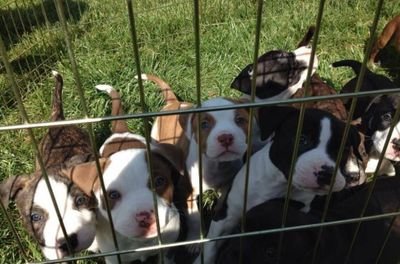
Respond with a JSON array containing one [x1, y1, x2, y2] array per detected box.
[[215, 152, 242, 162], [384, 148, 400, 162]]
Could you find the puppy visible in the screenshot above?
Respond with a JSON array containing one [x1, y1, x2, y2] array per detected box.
[[217, 175, 400, 264], [193, 106, 367, 264], [332, 59, 397, 119], [67, 84, 193, 263], [359, 94, 400, 176], [231, 26, 318, 101], [0, 71, 97, 260], [332, 59, 399, 175], [370, 15, 400, 64]]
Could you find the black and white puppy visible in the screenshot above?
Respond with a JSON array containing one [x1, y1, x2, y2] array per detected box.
[[217, 176, 400, 264], [333, 59, 400, 175], [231, 46, 318, 102], [192, 106, 367, 264], [0, 71, 97, 260], [231, 26, 318, 102], [332, 59, 397, 119]]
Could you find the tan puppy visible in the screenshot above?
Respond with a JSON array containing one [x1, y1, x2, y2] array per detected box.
[[370, 15, 400, 64]]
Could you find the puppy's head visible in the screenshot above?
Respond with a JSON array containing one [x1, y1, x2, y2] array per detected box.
[[186, 97, 249, 162], [0, 170, 97, 260], [361, 95, 400, 162], [258, 106, 366, 194], [71, 142, 192, 244], [231, 47, 318, 101]]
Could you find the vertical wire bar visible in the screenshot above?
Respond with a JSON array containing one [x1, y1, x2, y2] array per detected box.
[[0, 33, 75, 261], [54, 1, 122, 263], [39, 1, 50, 27], [0, 188, 29, 261], [311, 1, 384, 263], [126, 1, 164, 263], [342, 1, 386, 262], [275, 1, 325, 263], [374, 210, 399, 263], [192, 0, 205, 263], [8, 5, 25, 74], [238, 0, 263, 263], [19, 0, 39, 71]]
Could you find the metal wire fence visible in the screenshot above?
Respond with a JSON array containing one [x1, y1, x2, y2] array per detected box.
[[1, 0, 400, 263]]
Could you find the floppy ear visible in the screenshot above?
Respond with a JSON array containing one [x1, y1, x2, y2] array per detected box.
[[0, 175, 29, 207], [257, 106, 299, 140], [151, 143, 193, 202], [101, 137, 145, 158], [61, 158, 109, 196]]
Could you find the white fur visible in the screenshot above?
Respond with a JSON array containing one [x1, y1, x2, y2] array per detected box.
[[95, 84, 115, 95], [99, 132, 147, 156], [372, 122, 400, 162], [34, 177, 96, 260], [193, 118, 349, 264], [94, 148, 180, 263]]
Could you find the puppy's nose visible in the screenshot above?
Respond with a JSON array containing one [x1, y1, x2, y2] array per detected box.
[[315, 165, 334, 186], [218, 133, 234, 148], [135, 210, 155, 228], [57, 233, 78, 253], [392, 138, 400, 151]]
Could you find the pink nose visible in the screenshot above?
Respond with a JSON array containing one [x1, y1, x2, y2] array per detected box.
[[135, 210, 155, 229], [218, 133, 234, 148]]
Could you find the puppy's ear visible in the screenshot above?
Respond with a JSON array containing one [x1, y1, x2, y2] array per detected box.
[[151, 143, 192, 201], [61, 158, 109, 196], [257, 106, 299, 140], [0, 175, 29, 207]]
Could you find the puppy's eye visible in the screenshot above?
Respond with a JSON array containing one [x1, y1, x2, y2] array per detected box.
[[75, 195, 88, 207], [235, 115, 247, 126], [201, 120, 210, 129], [108, 190, 121, 200], [247, 67, 254, 77], [31, 213, 42, 222], [154, 176, 167, 188], [382, 113, 392, 122]]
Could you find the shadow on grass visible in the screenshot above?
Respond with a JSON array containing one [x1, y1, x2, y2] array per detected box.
[[0, 0, 88, 49]]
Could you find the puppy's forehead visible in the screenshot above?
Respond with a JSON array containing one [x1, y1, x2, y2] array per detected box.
[[34, 176, 71, 210]]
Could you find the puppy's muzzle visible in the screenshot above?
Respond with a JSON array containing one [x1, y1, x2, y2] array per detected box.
[[315, 165, 334, 187], [218, 133, 234, 148], [57, 233, 78, 254], [391, 138, 400, 151]]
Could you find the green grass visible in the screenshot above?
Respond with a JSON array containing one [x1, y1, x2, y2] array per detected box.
[[0, 0, 399, 262]]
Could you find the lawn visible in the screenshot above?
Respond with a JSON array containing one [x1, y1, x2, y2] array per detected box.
[[0, 0, 399, 262]]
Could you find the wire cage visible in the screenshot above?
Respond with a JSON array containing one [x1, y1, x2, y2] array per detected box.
[[1, 0, 400, 263]]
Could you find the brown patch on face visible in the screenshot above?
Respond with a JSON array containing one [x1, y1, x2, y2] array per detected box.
[[101, 189, 121, 211], [148, 154, 175, 205], [70, 184, 98, 211], [191, 113, 216, 153], [234, 108, 250, 136], [101, 137, 146, 158]]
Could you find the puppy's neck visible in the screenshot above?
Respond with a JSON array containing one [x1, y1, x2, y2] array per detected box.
[[203, 158, 243, 190]]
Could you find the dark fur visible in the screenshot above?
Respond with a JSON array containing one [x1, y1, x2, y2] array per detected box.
[[332, 59, 397, 119], [217, 177, 400, 264]]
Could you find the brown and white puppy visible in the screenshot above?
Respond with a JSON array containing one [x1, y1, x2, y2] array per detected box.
[[291, 73, 348, 122], [370, 15, 400, 64], [193, 106, 368, 264], [80, 84, 193, 263], [145, 74, 254, 251], [0, 71, 97, 260]]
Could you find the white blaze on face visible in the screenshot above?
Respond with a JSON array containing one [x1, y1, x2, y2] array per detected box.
[[373, 122, 400, 161], [97, 149, 180, 242], [34, 177, 96, 259], [293, 118, 346, 193], [201, 98, 248, 162]]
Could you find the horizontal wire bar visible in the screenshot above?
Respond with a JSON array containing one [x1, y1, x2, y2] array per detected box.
[[2, 88, 400, 131], [31, 210, 400, 264]]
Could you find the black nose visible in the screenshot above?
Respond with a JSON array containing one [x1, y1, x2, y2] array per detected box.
[[57, 233, 78, 253], [392, 138, 400, 151], [315, 165, 334, 186]]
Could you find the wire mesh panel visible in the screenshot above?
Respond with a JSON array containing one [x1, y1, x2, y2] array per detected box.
[[1, 0, 400, 263]]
